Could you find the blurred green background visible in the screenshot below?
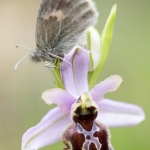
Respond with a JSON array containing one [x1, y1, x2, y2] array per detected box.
[[0, 0, 149, 149]]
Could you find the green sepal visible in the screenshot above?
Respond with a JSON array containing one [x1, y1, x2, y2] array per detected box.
[[53, 58, 65, 89]]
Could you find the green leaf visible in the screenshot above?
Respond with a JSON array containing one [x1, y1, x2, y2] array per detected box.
[[53, 59, 65, 89], [88, 4, 117, 89]]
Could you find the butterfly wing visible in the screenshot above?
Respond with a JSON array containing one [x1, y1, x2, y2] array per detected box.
[[35, 0, 98, 58]]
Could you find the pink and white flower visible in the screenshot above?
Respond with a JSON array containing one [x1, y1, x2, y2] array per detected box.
[[22, 47, 145, 150]]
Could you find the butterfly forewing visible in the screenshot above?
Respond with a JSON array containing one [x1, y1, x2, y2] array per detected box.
[[31, 0, 98, 63]]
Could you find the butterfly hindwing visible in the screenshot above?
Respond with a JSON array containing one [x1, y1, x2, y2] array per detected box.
[[32, 0, 98, 62]]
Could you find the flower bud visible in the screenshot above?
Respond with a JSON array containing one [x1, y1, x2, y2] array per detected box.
[[86, 27, 101, 71]]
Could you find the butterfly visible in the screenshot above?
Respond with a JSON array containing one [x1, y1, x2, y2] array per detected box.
[[29, 0, 98, 65], [15, 0, 98, 70]]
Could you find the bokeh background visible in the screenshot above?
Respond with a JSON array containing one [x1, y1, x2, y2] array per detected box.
[[0, 0, 149, 149]]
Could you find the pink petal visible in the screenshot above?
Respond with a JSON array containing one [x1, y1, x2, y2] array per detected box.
[[61, 46, 90, 98], [42, 88, 75, 111], [22, 107, 71, 150], [90, 75, 122, 103], [97, 99, 145, 127]]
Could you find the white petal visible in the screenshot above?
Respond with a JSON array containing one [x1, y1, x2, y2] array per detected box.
[[22, 107, 71, 150], [42, 88, 75, 111], [61, 46, 90, 98], [90, 75, 122, 103], [97, 99, 145, 127]]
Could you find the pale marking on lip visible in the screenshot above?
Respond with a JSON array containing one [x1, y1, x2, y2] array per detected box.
[[77, 122, 101, 150]]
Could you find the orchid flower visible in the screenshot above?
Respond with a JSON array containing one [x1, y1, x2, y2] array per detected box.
[[22, 47, 145, 150]]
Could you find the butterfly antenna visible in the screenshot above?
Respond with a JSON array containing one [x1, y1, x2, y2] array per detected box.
[[14, 44, 32, 70], [16, 44, 32, 51], [48, 52, 72, 65], [14, 53, 30, 70]]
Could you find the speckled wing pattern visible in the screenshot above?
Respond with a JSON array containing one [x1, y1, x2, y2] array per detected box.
[[34, 0, 98, 62]]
